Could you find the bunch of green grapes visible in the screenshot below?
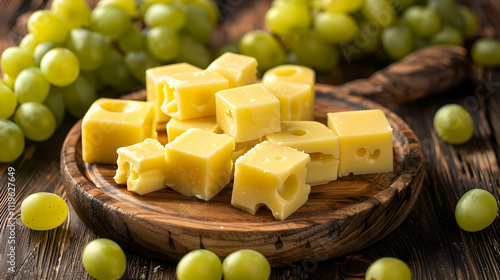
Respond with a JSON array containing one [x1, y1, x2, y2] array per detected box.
[[0, 0, 219, 163], [231, 0, 500, 74]]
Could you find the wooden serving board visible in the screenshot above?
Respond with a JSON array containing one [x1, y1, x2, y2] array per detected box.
[[61, 84, 424, 266]]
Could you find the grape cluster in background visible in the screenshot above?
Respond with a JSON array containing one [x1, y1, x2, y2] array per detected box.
[[0, 0, 219, 163], [232, 0, 500, 74]]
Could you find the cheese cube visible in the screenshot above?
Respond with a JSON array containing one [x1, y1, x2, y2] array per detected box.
[[264, 81, 314, 121], [232, 141, 311, 220], [166, 116, 221, 143], [307, 153, 339, 186], [327, 109, 393, 176], [265, 121, 339, 185], [161, 70, 229, 120], [216, 83, 281, 142], [114, 138, 167, 195], [82, 98, 157, 164], [206, 52, 257, 88], [262, 64, 315, 89], [146, 63, 201, 126], [165, 128, 235, 201]]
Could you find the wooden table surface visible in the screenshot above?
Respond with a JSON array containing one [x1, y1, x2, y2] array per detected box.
[[1, 0, 499, 279]]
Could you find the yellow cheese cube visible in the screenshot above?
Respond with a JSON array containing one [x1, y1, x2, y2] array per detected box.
[[216, 83, 281, 142], [265, 121, 339, 185], [264, 81, 314, 121], [262, 64, 315, 89], [327, 109, 393, 176], [146, 63, 201, 126], [232, 141, 311, 220], [82, 98, 157, 164], [307, 153, 339, 186], [166, 116, 221, 143], [206, 52, 257, 88], [161, 70, 229, 120], [165, 128, 235, 201], [114, 138, 167, 195]]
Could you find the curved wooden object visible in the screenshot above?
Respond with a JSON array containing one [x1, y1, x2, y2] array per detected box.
[[61, 86, 424, 266], [335, 45, 470, 106]]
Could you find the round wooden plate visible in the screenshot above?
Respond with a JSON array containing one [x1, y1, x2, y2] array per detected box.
[[61, 84, 424, 266]]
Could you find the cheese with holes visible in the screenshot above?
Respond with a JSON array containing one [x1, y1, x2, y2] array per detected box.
[[206, 52, 257, 88], [114, 138, 167, 195], [82, 98, 157, 164], [161, 70, 229, 120], [232, 141, 311, 220], [262, 64, 315, 89], [165, 128, 235, 201], [327, 109, 393, 176], [265, 121, 339, 185], [264, 81, 314, 121], [216, 83, 280, 142], [146, 63, 201, 126], [166, 116, 221, 143]]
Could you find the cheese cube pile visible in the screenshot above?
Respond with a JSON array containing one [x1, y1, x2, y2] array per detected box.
[[81, 52, 394, 220]]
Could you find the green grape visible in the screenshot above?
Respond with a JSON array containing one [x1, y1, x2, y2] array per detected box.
[[433, 104, 473, 145], [176, 35, 212, 68], [381, 22, 414, 60], [19, 33, 39, 53], [147, 26, 181, 62], [403, 6, 442, 38], [60, 75, 98, 118], [428, 25, 464, 47], [222, 249, 271, 280], [65, 28, 109, 71], [455, 189, 498, 232], [2, 73, 15, 89], [140, 0, 177, 13], [118, 27, 146, 53], [40, 48, 80, 87], [34, 41, 58, 66], [43, 86, 66, 128], [176, 249, 222, 280], [362, 0, 396, 28], [292, 32, 338, 72], [427, 0, 464, 29], [145, 3, 186, 31], [124, 51, 161, 82], [14, 67, 50, 104], [458, 5, 479, 39], [193, 0, 219, 26], [0, 84, 17, 119], [365, 257, 412, 280], [239, 30, 286, 73], [51, 0, 91, 29], [323, 0, 363, 13], [96, 49, 135, 92], [0, 120, 24, 163], [13, 102, 56, 141], [181, 5, 213, 43], [265, 1, 311, 37], [27, 10, 69, 44], [80, 70, 105, 92], [21, 192, 68, 231], [471, 38, 500, 68], [1, 46, 36, 78], [97, 0, 138, 18], [314, 11, 357, 44], [82, 238, 127, 280], [90, 6, 131, 38]]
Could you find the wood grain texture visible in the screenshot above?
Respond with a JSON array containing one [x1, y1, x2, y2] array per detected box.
[[1, 0, 500, 279], [60, 86, 424, 266]]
